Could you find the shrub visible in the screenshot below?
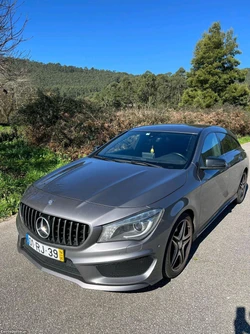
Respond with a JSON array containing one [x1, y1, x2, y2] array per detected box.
[[60, 107, 250, 158], [14, 91, 250, 159], [14, 90, 103, 146]]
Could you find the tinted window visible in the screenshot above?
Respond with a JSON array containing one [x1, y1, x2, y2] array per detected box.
[[95, 131, 198, 169], [216, 133, 240, 154], [201, 133, 221, 164], [107, 133, 140, 153]]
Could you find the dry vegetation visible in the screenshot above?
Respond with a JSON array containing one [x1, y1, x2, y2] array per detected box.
[[44, 107, 250, 159], [13, 90, 250, 159]]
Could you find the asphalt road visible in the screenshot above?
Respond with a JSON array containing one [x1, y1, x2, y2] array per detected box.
[[1, 144, 250, 334]]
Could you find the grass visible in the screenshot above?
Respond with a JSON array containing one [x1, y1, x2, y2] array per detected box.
[[238, 136, 250, 145], [0, 138, 70, 219], [0, 125, 11, 133]]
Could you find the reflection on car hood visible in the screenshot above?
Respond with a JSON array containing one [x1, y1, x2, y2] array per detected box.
[[34, 158, 187, 208]]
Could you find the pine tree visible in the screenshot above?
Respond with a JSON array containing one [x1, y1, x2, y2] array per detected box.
[[181, 22, 249, 108]]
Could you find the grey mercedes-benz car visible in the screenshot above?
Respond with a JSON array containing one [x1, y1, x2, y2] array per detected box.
[[16, 124, 248, 291]]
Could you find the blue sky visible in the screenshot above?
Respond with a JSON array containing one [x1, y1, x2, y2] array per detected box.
[[16, 0, 250, 74]]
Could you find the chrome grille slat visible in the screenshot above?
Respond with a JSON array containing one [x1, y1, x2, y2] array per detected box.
[[20, 203, 89, 247], [69, 221, 73, 246], [75, 223, 79, 246], [30, 208, 35, 232], [29, 208, 32, 230], [51, 216, 55, 242], [79, 224, 85, 244], [63, 219, 67, 245], [22, 204, 26, 224], [27, 207, 31, 229], [57, 218, 61, 244], [82, 225, 86, 242], [34, 210, 38, 232], [25, 205, 28, 228]]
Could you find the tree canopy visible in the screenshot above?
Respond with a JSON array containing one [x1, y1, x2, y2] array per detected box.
[[95, 69, 187, 109], [181, 22, 250, 108]]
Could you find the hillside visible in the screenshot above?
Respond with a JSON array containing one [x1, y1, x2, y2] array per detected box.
[[15, 59, 131, 98], [6, 59, 250, 104]]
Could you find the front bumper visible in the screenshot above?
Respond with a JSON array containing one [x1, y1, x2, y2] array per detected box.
[[16, 213, 167, 291]]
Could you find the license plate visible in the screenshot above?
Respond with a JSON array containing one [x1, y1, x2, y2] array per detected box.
[[26, 234, 65, 262]]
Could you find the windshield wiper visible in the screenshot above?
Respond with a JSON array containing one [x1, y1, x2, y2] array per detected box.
[[94, 157, 128, 163], [128, 160, 163, 168], [93, 155, 112, 161], [94, 156, 163, 168]]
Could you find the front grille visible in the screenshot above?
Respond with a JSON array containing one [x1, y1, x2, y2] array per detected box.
[[20, 203, 90, 247]]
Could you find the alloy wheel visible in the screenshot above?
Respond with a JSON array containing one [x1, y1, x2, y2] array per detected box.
[[237, 172, 247, 204], [164, 213, 193, 279], [170, 218, 192, 271]]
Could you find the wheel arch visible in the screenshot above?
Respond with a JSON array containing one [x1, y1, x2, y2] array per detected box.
[[243, 167, 248, 176], [171, 207, 196, 237]]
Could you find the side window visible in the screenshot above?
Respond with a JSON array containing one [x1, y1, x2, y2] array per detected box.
[[216, 133, 240, 154], [201, 133, 221, 164]]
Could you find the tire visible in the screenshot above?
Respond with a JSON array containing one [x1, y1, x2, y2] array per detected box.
[[163, 213, 193, 279], [235, 172, 247, 204]]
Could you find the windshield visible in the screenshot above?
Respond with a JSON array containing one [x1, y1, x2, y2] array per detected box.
[[94, 130, 198, 169]]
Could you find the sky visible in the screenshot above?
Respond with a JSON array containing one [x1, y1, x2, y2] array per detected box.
[[15, 0, 250, 75]]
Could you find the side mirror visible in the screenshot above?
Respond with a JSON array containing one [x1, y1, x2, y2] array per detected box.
[[200, 157, 227, 170]]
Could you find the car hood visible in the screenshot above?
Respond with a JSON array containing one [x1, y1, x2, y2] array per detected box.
[[34, 158, 187, 208]]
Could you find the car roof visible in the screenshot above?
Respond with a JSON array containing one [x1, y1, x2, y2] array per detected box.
[[131, 124, 229, 135]]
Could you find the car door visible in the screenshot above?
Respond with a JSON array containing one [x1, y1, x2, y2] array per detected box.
[[216, 132, 244, 198], [198, 132, 229, 228]]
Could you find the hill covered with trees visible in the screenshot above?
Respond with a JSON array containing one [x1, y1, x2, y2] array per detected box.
[[12, 57, 250, 109], [14, 59, 132, 98]]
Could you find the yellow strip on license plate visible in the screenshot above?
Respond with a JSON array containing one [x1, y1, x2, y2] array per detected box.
[[58, 249, 65, 262]]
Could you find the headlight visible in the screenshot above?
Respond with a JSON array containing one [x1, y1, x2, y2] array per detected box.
[[98, 209, 164, 242]]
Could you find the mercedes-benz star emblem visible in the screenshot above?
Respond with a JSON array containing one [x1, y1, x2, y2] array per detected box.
[[36, 217, 50, 239]]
